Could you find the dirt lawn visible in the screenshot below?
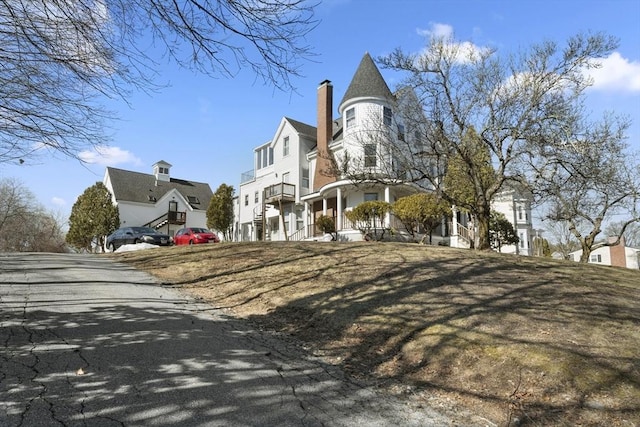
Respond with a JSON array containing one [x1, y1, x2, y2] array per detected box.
[[112, 241, 640, 426]]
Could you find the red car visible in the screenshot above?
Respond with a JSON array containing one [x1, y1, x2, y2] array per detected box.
[[173, 227, 220, 245]]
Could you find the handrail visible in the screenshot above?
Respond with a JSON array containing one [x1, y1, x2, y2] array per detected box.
[[457, 223, 472, 243], [143, 211, 187, 229], [264, 182, 295, 199], [144, 212, 168, 228], [288, 226, 308, 241]]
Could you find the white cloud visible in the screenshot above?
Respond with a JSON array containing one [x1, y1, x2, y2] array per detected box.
[[51, 197, 66, 207], [78, 145, 142, 166], [416, 22, 490, 64], [585, 52, 640, 93], [417, 22, 454, 39]]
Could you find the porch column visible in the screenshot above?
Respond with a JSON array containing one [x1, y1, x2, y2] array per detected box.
[[451, 205, 458, 234], [384, 186, 391, 227], [336, 187, 343, 230], [450, 205, 459, 248], [322, 197, 327, 215]]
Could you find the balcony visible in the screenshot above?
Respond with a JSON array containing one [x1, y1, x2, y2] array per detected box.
[[145, 211, 187, 230], [264, 182, 296, 205], [240, 169, 255, 184]]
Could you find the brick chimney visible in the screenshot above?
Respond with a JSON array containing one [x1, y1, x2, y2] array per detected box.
[[609, 235, 627, 268], [313, 80, 337, 191]]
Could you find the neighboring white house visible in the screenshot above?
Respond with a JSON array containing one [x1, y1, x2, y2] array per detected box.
[[568, 236, 640, 269], [104, 160, 214, 237], [491, 187, 535, 255], [235, 53, 534, 249]]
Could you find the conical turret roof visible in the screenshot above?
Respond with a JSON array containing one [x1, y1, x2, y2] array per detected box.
[[339, 52, 394, 110]]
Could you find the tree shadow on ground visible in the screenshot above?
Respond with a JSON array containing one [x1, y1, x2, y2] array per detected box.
[[1, 251, 454, 427], [226, 244, 640, 427]]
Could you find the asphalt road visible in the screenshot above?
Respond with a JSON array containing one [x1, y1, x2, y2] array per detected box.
[[0, 252, 462, 427]]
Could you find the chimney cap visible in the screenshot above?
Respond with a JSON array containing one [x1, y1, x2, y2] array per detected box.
[[318, 79, 332, 87]]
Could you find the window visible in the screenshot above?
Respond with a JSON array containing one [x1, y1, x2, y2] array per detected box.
[[364, 193, 378, 202], [397, 124, 405, 141], [590, 254, 602, 263], [364, 144, 377, 167], [296, 210, 304, 231], [519, 233, 524, 248], [518, 207, 523, 220], [346, 108, 355, 128], [283, 136, 290, 157], [187, 196, 200, 204], [256, 146, 274, 170], [383, 106, 392, 126], [254, 191, 259, 203], [302, 168, 309, 188], [244, 194, 249, 206], [158, 167, 169, 174], [282, 172, 290, 183]]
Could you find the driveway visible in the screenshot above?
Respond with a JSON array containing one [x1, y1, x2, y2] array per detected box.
[[0, 253, 460, 426]]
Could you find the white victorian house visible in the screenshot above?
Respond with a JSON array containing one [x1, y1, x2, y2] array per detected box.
[[235, 53, 534, 251], [104, 160, 213, 237]]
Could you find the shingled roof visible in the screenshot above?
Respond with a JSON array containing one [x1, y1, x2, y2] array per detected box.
[[106, 167, 213, 210], [285, 117, 316, 139], [339, 52, 395, 109]]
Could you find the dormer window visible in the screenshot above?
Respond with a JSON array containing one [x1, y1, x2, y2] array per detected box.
[[256, 146, 274, 170], [187, 196, 200, 204]]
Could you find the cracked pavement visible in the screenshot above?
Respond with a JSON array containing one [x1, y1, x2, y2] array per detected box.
[[0, 252, 458, 426]]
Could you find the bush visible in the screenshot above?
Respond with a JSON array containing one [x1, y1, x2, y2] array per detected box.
[[345, 201, 391, 241]]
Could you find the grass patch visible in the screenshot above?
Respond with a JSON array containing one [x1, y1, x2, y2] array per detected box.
[[112, 241, 640, 426]]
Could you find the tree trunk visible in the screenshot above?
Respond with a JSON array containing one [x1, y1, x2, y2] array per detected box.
[[580, 239, 592, 264], [475, 203, 492, 250], [476, 214, 491, 250]]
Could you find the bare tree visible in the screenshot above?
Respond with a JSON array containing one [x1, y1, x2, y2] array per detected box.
[[542, 219, 581, 260], [1, 0, 317, 164], [526, 113, 640, 262], [0, 177, 30, 234], [374, 31, 619, 250], [605, 220, 640, 248], [0, 178, 66, 252]]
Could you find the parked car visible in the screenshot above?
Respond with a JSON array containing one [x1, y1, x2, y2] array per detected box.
[[173, 227, 220, 245], [106, 227, 171, 251]]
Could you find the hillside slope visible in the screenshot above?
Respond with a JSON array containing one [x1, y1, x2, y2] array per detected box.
[[113, 241, 640, 426]]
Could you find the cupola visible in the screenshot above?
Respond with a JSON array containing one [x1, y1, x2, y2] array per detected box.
[[153, 160, 171, 182]]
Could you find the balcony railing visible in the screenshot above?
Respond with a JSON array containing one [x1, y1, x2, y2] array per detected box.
[[240, 169, 255, 184], [264, 182, 295, 204]]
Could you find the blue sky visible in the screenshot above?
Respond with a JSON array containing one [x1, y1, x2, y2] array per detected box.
[[3, 0, 639, 225]]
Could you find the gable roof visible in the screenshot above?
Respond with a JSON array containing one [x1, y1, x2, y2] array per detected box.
[[106, 167, 213, 210], [285, 117, 316, 139], [339, 52, 395, 110]]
